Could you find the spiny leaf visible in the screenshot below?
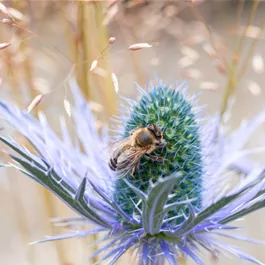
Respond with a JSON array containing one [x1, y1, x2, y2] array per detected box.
[[88, 178, 139, 224], [125, 174, 181, 235], [74, 178, 112, 228]]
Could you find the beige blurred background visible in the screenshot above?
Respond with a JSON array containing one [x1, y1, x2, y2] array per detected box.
[[0, 1, 265, 265]]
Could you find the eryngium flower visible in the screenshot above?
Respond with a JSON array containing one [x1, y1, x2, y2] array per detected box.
[[1, 80, 265, 265]]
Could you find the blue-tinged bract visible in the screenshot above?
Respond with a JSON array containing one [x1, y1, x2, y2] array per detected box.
[[1, 80, 265, 265]]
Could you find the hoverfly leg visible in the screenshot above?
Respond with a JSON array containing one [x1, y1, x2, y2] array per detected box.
[[145, 153, 165, 162], [156, 141, 167, 148], [132, 161, 140, 179], [132, 167, 136, 179]]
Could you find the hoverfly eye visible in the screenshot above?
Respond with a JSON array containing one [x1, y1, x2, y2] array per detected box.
[[147, 124, 154, 130], [157, 135, 162, 141]]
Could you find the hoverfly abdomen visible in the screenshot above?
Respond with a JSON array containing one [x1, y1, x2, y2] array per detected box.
[[109, 157, 117, 171]]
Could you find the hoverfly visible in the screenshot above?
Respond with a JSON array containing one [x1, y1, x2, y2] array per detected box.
[[109, 124, 166, 178]]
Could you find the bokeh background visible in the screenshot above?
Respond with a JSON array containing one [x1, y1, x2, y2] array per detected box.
[[0, 1, 265, 265]]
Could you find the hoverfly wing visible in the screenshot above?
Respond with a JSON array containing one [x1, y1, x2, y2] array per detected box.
[[101, 136, 131, 157], [102, 136, 132, 173], [115, 147, 149, 178]]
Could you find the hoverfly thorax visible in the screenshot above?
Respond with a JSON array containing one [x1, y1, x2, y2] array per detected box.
[[135, 129, 154, 147]]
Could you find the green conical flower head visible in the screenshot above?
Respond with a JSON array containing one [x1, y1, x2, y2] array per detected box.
[[114, 85, 203, 224]]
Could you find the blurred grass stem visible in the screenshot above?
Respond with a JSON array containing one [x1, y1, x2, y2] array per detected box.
[[220, 0, 259, 117], [237, 17, 265, 80], [115, 12, 145, 86], [236, 0, 245, 28], [78, 2, 90, 100], [189, 1, 229, 69]]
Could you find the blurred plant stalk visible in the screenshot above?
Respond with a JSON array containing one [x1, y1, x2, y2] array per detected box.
[[220, 0, 265, 118], [62, 1, 117, 122], [191, 0, 264, 122]]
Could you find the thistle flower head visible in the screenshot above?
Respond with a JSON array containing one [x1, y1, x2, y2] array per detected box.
[[114, 85, 203, 225], [1, 80, 265, 265]]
